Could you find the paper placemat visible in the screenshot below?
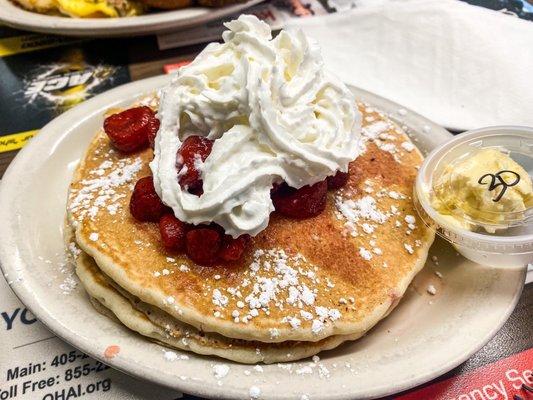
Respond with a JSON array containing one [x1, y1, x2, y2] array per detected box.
[[0, 273, 182, 400]]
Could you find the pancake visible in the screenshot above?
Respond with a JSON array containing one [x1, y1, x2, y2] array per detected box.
[[76, 249, 364, 363], [67, 102, 434, 344]]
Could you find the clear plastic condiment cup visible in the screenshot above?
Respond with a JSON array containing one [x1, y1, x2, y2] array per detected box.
[[414, 126, 533, 267]]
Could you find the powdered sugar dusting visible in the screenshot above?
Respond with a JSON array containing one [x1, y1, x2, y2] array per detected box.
[[401, 141, 415, 152], [362, 121, 390, 140], [68, 242, 81, 259], [359, 105, 420, 163], [249, 386, 261, 399], [206, 248, 342, 336], [361, 120, 399, 156], [162, 350, 188, 362], [334, 195, 389, 238], [427, 285, 437, 295], [359, 247, 372, 261], [334, 170, 421, 269], [404, 243, 414, 254], [69, 156, 143, 222], [213, 364, 230, 380]]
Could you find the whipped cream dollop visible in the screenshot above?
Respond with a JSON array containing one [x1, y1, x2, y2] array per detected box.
[[151, 15, 362, 237]]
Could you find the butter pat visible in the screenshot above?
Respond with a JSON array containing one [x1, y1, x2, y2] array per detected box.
[[432, 148, 533, 229], [414, 127, 533, 267]]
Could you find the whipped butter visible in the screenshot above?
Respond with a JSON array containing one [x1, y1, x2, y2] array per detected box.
[[431, 148, 533, 230], [151, 15, 361, 237]]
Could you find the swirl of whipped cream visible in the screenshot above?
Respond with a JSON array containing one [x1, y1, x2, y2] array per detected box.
[[151, 15, 362, 238]]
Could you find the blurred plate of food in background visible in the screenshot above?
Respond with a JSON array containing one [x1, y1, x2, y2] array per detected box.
[[0, 0, 266, 37]]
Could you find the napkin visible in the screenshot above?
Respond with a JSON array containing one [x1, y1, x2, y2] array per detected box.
[[288, 0, 533, 130]]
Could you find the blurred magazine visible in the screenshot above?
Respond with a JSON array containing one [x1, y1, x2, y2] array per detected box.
[[157, 0, 329, 50]]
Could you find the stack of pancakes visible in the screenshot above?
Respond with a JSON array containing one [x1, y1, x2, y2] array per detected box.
[[66, 102, 434, 364]]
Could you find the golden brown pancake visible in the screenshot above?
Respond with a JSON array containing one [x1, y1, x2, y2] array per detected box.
[[75, 249, 366, 363], [67, 102, 434, 345]]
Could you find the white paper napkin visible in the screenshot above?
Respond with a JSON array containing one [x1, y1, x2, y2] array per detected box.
[[288, 0, 533, 130]]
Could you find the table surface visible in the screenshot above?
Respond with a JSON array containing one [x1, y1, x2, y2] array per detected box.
[[0, 1, 532, 399]]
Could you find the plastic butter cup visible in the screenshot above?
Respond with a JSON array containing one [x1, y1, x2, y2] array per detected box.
[[414, 126, 533, 267]]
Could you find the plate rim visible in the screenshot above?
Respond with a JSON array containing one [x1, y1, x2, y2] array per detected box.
[[0, 74, 526, 399], [0, 0, 265, 37]]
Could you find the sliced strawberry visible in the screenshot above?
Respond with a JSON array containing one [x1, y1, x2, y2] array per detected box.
[[159, 214, 188, 251], [219, 234, 250, 262], [147, 116, 160, 149], [272, 181, 327, 219], [130, 176, 169, 222], [186, 227, 221, 265], [327, 171, 349, 190], [177, 136, 213, 194], [103, 106, 159, 153]]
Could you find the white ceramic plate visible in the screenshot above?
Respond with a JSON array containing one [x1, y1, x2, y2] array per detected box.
[[0, 75, 526, 400], [0, 0, 264, 37]]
